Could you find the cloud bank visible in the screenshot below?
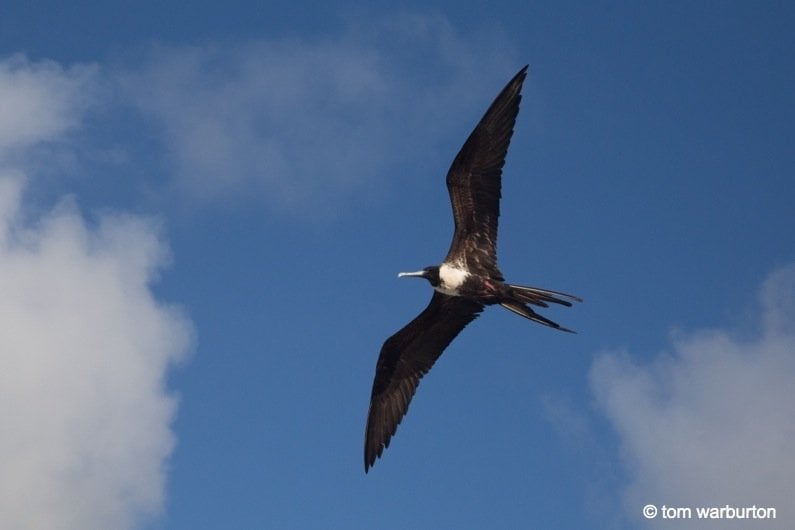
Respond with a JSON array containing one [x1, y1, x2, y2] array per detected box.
[[4, 14, 518, 216], [0, 175, 192, 530], [119, 13, 516, 212], [0, 55, 192, 530], [591, 266, 795, 528]]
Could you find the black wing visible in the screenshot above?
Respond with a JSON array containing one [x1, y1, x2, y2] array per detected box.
[[444, 65, 528, 278], [364, 292, 483, 472]]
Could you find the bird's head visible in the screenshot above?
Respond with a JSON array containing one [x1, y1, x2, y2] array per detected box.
[[397, 266, 440, 287]]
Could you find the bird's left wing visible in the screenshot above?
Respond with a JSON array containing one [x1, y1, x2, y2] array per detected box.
[[444, 65, 528, 277], [364, 292, 483, 472]]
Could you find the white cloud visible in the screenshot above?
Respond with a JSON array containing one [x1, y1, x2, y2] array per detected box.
[[0, 175, 193, 530], [0, 55, 98, 156], [2, 15, 518, 215], [119, 13, 517, 212], [590, 265, 795, 529]]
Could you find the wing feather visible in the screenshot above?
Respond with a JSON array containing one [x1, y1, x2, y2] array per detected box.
[[444, 65, 528, 277], [364, 292, 483, 471]]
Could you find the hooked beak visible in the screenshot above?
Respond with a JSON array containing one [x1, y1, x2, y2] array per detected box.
[[397, 270, 426, 279]]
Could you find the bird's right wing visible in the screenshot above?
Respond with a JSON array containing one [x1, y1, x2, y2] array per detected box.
[[364, 292, 483, 472]]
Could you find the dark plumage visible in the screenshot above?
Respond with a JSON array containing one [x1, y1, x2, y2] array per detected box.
[[364, 66, 580, 472]]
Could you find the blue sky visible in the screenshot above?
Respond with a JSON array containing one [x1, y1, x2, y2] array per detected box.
[[1, 2, 794, 529]]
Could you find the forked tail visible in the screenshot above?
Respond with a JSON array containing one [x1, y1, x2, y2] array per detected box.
[[500, 283, 582, 333]]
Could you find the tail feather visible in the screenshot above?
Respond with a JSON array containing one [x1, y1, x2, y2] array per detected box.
[[499, 283, 581, 333], [506, 283, 582, 308], [499, 301, 575, 333]]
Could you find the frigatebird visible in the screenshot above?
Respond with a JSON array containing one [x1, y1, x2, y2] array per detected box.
[[364, 65, 581, 472]]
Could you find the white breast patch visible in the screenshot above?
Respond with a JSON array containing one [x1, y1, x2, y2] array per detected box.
[[437, 263, 470, 295]]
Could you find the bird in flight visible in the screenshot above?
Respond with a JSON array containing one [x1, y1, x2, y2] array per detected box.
[[364, 65, 581, 472]]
